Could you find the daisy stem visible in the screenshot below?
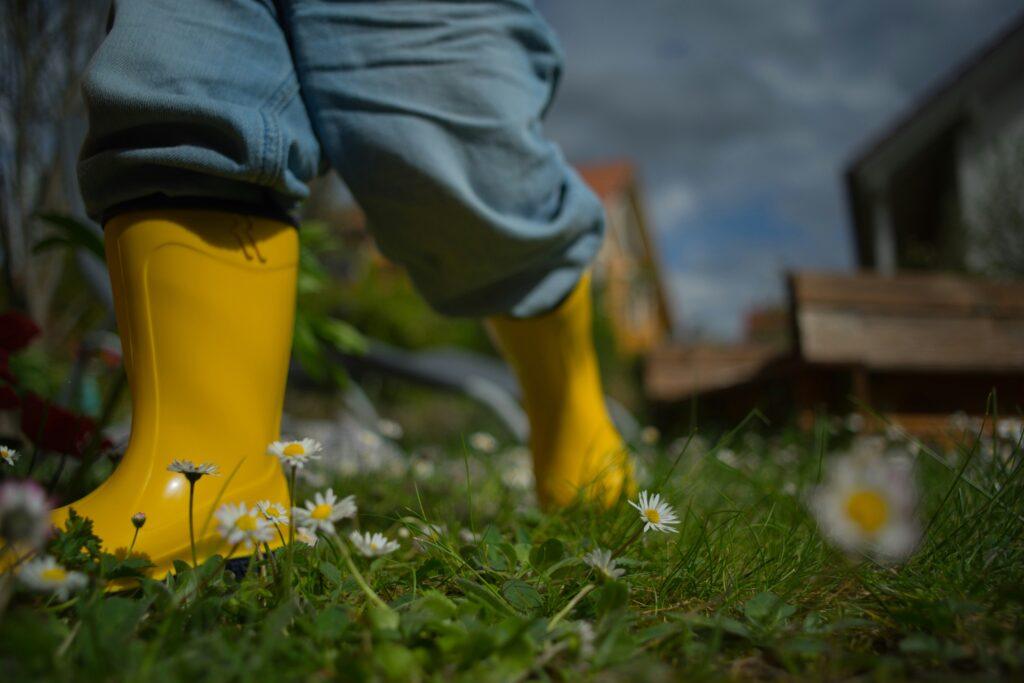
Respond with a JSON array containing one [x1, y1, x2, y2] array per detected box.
[[262, 542, 279, 578], [284, 465, 297, 595], [612, 525, 643, 556], [548, 583, 595, 632], [188, 480, 198, 569], [128, 527, 140, 555], [333, 534, 389, 611]]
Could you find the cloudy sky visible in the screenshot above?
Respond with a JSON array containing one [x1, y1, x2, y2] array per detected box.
[[535, 0, 1022, 340]]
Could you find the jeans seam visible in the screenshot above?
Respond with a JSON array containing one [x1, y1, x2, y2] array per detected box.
[[254, 73, 299, 187]]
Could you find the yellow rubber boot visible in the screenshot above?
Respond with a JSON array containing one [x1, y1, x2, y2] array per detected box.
[[51, 209, 296, 577], [487, 273, 634, 508]]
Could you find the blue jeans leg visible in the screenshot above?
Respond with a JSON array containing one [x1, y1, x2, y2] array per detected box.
[[78, 0, 321, 222], [79, 0, 605, 318], [284, 0, 605, 317]]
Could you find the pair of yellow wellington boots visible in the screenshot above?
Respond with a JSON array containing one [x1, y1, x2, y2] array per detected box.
[[51, 210, 632, 576]]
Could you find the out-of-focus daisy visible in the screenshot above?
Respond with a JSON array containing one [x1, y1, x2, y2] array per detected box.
[[997, 418, 1023, 443], [0, 479, 51, 549], [582, 547, 624, 580], [215, 502, 274, 549], [357, 429, 382, 451], [267, 438, 322, 468], [349, 531, 400, 558], [167, 459, 219, 482], [18, 556, 87, 600], [255, 500, 289, 526], [629, 490, 679, 534], [295, 526, 319, 547], [810, 452, 920, 563], [294, 488, 356, 534], [640, 426, 660, 446], [1, 445, 18, 466], [716, 448, 740, 469], [576, 621, 596, 659], [500, 447, 535, 490], [377, 419, 404, 440], [408, 520, 447, 551], [412, 458, 435, 480], [468, 431, 497, 453], [458, 528, 482, 544]]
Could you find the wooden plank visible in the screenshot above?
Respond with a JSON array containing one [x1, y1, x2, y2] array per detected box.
[[645, 344, 786, 401], [791, 271, 1024, 317], [797, 308, 1024, 370]]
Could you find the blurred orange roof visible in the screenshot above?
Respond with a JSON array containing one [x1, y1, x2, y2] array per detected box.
[[576, 160, 635, 200]]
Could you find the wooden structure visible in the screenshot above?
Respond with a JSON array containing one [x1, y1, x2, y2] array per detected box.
[[845, 13, 1024, 274], [788, 271, 1024, 432], [645, 271, 1024, 435]]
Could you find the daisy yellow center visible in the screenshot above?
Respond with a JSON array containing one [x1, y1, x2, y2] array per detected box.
[[311, 503, 332, 520], [845, 490, 889, 533], [370, 542, 380, 550], [644, 508, 661, 524], [283, 443, 305, 457], [41, 567, 67, 582], [235, 515, 259, 532]]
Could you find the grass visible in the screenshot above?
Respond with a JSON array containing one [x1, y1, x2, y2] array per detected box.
[[2, 416, 1023, 682]]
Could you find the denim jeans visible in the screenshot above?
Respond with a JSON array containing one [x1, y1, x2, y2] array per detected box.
[[78, 0, 604, 317]]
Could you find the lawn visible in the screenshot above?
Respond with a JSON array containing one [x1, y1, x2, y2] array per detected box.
[[1, 415, 1023, 682]]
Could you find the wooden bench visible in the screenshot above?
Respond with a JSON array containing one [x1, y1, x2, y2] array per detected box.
[[643, 271, 1024, 437], [788, 271, 1024, 434]]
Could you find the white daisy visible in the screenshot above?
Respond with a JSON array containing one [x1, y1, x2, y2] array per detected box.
[[412, 459, 435, 480], [582, 547, 625, 580], [845, 413, 866, 433], [18, 556, 87, 601], [267, 438, 323, 468], [0, 479, 51, 549], [577, 620, 596, 659], [377, 419, 404, 440], [629, 490, 679, 533], [349, 531, 400, 558], [500, 447, 535, 490], [214, 502, 274, 549], [356, 429, 381, 450], [716, 448, 740, 469], [810, 451, 920, 563], [640, 426, 660, 446], [294, 488, 357, 534], [255, 500, 289, 526], [1, 445, 19, 466], [468, 431, 498, 453], [458, 528, 482, 544], [167, 459, 219, 482], [295, 526, 319, 547]]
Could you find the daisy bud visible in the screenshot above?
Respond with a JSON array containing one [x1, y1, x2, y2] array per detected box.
[[131, 512, 146, 529]]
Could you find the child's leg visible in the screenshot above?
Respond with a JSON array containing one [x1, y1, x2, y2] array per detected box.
[[62, 0, 319, 572], [285, 0, 633, 506]]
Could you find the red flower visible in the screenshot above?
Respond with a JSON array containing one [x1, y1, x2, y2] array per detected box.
[[19, 392, 109, 457], [0, 350, 17, 411], [0, 311, 41, 353], [0, 384, 17, 410]]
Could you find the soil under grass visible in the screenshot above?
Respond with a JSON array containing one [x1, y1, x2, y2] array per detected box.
[[2, 419, 1022, 682]]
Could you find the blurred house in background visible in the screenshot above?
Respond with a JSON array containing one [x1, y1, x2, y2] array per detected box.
[[646, 16, 1024, 436], [846, 14, 1024, 276], [577, 161, 674, 355]]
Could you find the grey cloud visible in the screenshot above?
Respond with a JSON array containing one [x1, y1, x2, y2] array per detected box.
[[537, 0, 1021, 339]]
